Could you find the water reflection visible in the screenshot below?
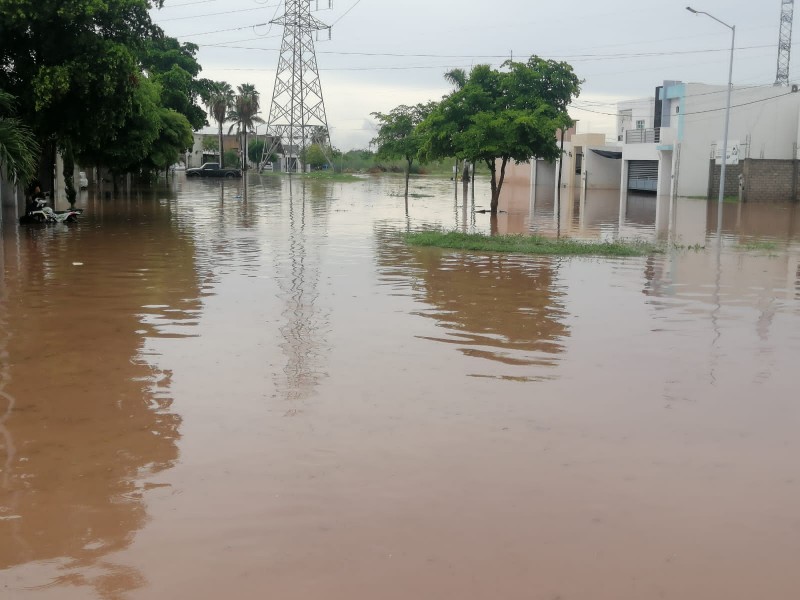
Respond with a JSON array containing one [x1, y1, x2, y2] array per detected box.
[[0, 198, 199, 598], [270, 181, 331, 405], [375, 227, 569, 381]]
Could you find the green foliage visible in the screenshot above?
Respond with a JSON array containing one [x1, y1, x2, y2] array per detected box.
[[142, 109, 194, 173], [203, 136, 219, 151], [140, 37, 207, 130], [223, 149, 239, 169], [419, 57, 581, 211], [249, 139, 276, 165], [405, 231, 658, 257], [371, 102, 436, 194], [0, 91, 40, 184], [301, 144, 328, 169], [371, 103, 436, 164], [0, 0, 208, 186]]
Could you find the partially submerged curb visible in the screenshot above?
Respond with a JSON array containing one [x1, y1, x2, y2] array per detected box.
[[404, 231, 662, 258]]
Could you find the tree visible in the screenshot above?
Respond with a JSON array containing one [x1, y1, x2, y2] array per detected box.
[[371, 102, 436, 196], [0, 0, 166, 191], [141, 109, 194, 174], [248, 139, 277, 166], [227, 83, 262, 170], [0, 91, 40, 185], [140, 37, 208, 131], [301, 144, 328, 170], [202, 81, 234, 167], [420, 57, 581, 213]]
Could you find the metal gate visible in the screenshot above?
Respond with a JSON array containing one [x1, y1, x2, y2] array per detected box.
[[627, 160, 658, 192]]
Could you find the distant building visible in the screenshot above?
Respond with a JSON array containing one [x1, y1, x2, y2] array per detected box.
[[187, 133, 241, 168]]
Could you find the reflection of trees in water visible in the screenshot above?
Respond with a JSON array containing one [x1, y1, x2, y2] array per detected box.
[[272, 183, 331, 405], [374, 225, 569, 379], [0, 203, 199, 598]]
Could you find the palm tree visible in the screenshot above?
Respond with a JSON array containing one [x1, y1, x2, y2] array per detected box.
[[202, 81, 234, 167], [0, 91, 39, 186], [444, 68, 467, 90], [227, 83, 263, 170]]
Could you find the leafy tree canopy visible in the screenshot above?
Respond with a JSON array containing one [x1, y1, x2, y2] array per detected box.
[[140, 37, 208, 130], [419, 57, 581, 212], [301, 144, 328, 169], [0, 91, 40, 184], [371, 102, 435, 195]]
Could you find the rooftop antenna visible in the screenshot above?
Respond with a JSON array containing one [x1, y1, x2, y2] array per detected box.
[[262, 1, 332, 172], [775, 0, 794, 86]]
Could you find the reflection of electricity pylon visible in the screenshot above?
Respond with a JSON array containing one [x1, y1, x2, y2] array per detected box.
[[262, 0, 331, 172]]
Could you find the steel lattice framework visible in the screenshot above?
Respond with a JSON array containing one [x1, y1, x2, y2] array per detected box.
[[776, 0, 794, 86], [262, 0, 331, 170]]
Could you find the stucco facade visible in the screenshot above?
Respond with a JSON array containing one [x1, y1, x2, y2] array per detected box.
[[620, 81, 800, 199]]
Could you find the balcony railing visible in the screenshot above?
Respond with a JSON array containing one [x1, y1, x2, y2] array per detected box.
[[625, 128, 660, 144]]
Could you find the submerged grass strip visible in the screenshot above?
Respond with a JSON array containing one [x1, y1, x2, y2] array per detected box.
[[404, 231, 660, 257]]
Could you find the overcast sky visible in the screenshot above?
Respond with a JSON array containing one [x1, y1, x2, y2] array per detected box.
[[151, 0, 793, 149]]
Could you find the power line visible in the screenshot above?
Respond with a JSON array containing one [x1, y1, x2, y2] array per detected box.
[[158, 5, 276, 22], [571, 90, 795, 118], [330, 0, 364, 26], [160, 0, 222, 8]]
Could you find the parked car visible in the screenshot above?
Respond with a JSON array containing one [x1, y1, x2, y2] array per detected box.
[[78, 172, 88, 189], [185, 163, 241, 178]]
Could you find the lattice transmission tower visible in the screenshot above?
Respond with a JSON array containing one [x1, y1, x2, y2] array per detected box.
[[775, 0, 794, 86], [262, 0, 332, 171]]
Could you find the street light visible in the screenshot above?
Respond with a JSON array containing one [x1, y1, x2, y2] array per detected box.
[[686, 6, 735, 238]]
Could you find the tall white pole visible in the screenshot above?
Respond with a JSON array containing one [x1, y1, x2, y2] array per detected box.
[[686, 8, 735, 240], [718, 25, 735, 238]]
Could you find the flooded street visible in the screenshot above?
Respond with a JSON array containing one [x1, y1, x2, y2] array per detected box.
[[2, 174, 800, 599]]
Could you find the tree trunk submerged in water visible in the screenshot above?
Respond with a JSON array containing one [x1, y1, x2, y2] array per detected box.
[[63, 141, 76, 206], [487, 156, 509, 214]]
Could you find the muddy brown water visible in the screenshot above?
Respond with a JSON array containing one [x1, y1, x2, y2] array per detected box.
[[1, 175, 799, 599]]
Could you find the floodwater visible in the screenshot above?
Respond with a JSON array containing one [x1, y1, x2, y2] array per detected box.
[[1, 174, 799, 600]]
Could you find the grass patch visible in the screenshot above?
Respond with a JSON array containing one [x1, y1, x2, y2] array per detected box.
[[735, 240, 779, 251], [255, 170, 359, 181], [296, 171, 361, 182], [404, 231, 660, 257]]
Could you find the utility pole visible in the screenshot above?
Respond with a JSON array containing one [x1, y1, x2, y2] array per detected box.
[[262, 0, 332, 173], [776, 0, 794, 86]]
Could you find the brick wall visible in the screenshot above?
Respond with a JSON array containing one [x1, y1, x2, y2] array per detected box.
[[709, 159, 799, 203], [708, 161, 742, 198]]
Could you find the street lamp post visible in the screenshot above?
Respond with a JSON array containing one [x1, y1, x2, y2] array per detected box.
[[686, 6, 735, 238]]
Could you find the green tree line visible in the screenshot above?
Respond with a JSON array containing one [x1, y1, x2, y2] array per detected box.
[[0, 1, 266, 199]]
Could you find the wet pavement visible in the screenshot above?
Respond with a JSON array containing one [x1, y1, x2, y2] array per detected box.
[[1, 174, 799, 599]]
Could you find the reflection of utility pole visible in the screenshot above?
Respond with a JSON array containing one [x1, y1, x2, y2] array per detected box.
[[556, 128, 565, 238]]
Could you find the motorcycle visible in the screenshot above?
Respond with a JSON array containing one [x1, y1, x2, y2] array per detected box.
[[19, 197, 83, 225]]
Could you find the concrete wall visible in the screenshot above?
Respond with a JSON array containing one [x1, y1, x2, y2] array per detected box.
[[678, 84, 800, 196], [583, 149, 621, 190]]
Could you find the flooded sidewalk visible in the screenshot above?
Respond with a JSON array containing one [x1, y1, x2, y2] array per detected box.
[[1, 175, 799, 599]]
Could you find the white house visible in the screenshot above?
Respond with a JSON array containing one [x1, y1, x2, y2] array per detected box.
[[619, 81, 800, 201]]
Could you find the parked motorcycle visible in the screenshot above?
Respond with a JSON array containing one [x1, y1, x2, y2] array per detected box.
[[19, 197, 83, 225]]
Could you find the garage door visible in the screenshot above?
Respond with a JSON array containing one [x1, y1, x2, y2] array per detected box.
[[627, 160, 658, 192]]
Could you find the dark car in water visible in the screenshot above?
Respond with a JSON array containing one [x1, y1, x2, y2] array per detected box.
[[186, 163, 242, 178]]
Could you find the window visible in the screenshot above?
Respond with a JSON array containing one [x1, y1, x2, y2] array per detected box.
[[636, 120, 645, 129]]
